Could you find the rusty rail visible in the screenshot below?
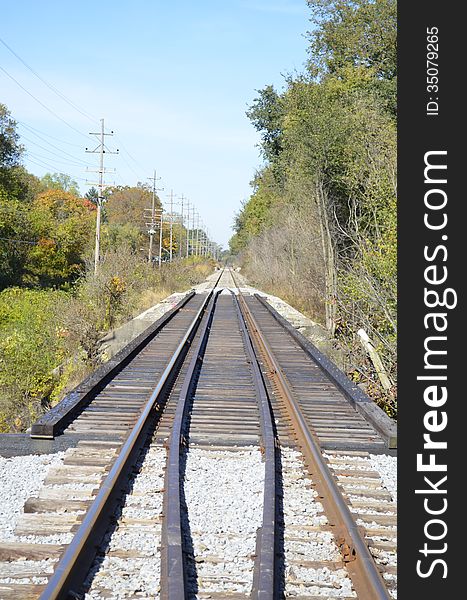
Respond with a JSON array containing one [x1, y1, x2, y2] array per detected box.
[[38, 273, 224, 600], [31, 290, 197, 439], [161, 285, 279, 600], [234, 280, 391, 600], [160, 290, 220, 600], [233, 291, 277, 599], [253, 294, 396, 449]]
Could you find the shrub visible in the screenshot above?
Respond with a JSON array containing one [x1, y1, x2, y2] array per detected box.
[[0, 288, 68, 431]]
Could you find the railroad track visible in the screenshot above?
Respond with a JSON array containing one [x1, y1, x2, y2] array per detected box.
[[0, 268, 396, 599]]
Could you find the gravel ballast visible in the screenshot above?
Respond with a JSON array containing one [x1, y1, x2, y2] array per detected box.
[[84, 446, 165, 599], [0, 452, 65, 542], [369, 453, 397, 502], [281, 447, 356, 598], [324, 451, 397, 598], [183, 447, 264, 596]]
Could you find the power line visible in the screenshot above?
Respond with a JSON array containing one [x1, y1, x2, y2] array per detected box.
[[0, 236, 70, 250], [0, 64, 91, 140], [27, 150, 91, 170], [19, 129, 94, 165], [118, 150, 143, 181], [26, 156, 89, 182], [114, 172, 132, 188], [0, 36, 98, 125], [22, 136, 94, 168], [18, 121, 83, 148], [113, 134, 148, 180]]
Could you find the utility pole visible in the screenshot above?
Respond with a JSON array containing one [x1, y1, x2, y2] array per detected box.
[[178, 194, 185, 259], [86, 118, 118, 274], [185, 199, 190, 258], [195, 214, 200, 256], [201, 222, 206, 257], [158, 210, 163, 268], [168, 190, 174, 261], [191, 206, 195, 257], [146, 170, 163, 264]]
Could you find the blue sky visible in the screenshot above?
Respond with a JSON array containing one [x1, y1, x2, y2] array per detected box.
[[1, 1, 310, 247]]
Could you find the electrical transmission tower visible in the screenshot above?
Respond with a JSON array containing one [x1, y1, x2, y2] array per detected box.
[[86, 118, 119, 274]]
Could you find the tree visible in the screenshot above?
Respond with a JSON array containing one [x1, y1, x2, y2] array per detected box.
[[307, 0, 396, 80], [102, 223, 142, 253], [0, 192, 32, 289], [0, 104, 22, 169], [106, 184, 158, 227], [25, 189, 96, 286], [104, 184, 163, 257], [232, 0, 397, 414], [307, 0, 397, 114], [41, 172, 80, 196], [85, 186, 99, 205], [0, 105, 41, 287], [246, 85, 284, 163], [0, 104, 29, 200]]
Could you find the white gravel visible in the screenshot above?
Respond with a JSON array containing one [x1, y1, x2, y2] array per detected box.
[[324, 452, 397, 598], [281, 447, 356, 598], [369, 453, 397, 502], [0, 452, 65, 541], [183, 447, 264, 596], [84, 446, 166, 599], [324, 452, 397, 502]]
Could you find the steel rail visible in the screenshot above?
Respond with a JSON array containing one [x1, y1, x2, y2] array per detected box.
[[160, 290, 220, 600], [232, 291, 277, 600], [30, 290, 197, 439], [39, 282, 221, 600], [234, 286, 391, 600], [253, 293, 397, 449]]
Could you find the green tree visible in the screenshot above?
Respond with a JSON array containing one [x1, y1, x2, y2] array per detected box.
[[307, 0, 397, 114], [0, 105, 42, 286], [102, 222, 142, 253], [246, 85, 284, 162], [25, 189, 96, 286], [41, 172, 80, 196], [0, 288, 68, 431], [307, 0, 396, 80], [0, 104, 31, 201], [0, 104, 22, 170], [0, 193, 33, 289], [232, 0, 397, 414], [85, 186, 99, 205]]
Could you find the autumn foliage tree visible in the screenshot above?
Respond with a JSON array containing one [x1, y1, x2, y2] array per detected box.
[[25, 189, 96, 286]]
